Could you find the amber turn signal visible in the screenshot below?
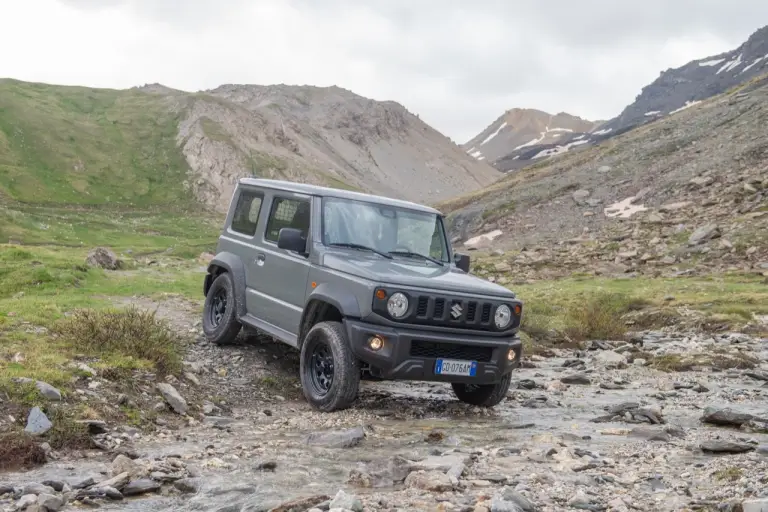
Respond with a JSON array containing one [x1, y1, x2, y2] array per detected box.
[[375, 289, 387, 300], [514, 304, 522, 315]]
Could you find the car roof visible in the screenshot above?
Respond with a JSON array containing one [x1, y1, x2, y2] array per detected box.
[[238, 178, 442, 215]]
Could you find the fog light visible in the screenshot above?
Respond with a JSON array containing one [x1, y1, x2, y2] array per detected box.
[[507, 349, 517, 361], [368, 336, 384, 351]]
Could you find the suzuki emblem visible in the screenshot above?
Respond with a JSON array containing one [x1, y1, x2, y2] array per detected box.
[[450, 302, 463, 319]]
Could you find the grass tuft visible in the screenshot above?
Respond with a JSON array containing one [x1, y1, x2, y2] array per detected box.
[[52, 306, 184, 376], [563, 292, 648, 341], [0, 432, 47, 471]]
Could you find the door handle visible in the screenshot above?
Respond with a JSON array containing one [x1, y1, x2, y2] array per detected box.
[[256, 253, 266, 266]]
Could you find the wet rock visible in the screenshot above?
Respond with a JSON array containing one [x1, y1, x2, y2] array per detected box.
[[174, 478, 201, 494], [561, 373, 591, 385], [96, 471, 130, 490], [745, 370, 768, 382], [304, 426, 365, 448], [0, 483, 14, 495], [156, 383, 188, 415], [37, 493, 64, 511], [40, 481, 65, 493], [329, 489, 363, 512], [411, 453, 469, 473], [71, 477, 95, 490], [121, 479, 161, 496], [16, 495, 38, 509], [490, 487, 536, 512], [348, 456, 412, 488], [269, 494, 331, 512], [102, 487, 124, 500], [700, 406, 754, 427], [593, 350, 626, 368], [24, 407, 52, 435], [404, 470, 453, 492], [85, 247, 122, 270], [629, 425, 684, 442], [111, 454, 147, 479], [700, 440, 755, 454], [22, 483, 55, 495]]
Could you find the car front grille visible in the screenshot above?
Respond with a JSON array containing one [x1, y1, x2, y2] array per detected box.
[[410, 340, 494, 363], [412, 295, 497, 331]]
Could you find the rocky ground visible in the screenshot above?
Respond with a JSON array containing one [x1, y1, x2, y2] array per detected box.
[[2, 296, 767, 512], [444, 79, 768, 283]]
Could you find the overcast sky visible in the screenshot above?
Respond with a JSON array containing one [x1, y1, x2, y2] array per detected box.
[[2, 0, 767, 143]]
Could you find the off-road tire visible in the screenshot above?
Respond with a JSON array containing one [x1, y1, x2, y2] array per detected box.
[[202, 272, 242, 345], [451, 371, 513, 407], [300, 321, 360, 412]]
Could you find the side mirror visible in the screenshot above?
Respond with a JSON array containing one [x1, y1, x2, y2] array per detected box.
[[277, 228, 306, 253], [454, 252, 470, 273]]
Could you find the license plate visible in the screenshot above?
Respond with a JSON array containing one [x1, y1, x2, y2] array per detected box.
[[435, 359, 477, 376]]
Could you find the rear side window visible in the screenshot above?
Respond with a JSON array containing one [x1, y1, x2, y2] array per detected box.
[[265, 197, 310, 242], [230, 189, 264, 236]]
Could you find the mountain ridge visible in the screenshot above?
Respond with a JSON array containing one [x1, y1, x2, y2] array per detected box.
[[466, 23, 768, 173], [461, 108, 602, 170], [0, 78, 501, 214]]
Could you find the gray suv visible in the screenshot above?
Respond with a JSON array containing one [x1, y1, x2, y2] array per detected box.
[[202, 178, 523, 412]]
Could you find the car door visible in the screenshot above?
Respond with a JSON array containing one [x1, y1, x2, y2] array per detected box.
[[245, 190, 312, 341]]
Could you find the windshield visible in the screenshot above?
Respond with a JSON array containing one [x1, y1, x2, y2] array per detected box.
[[321, 197, 450, 262]]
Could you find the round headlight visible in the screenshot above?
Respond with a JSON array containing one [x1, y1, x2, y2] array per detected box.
[[387, 292, 409, 318], [494, 304, 512, 329]]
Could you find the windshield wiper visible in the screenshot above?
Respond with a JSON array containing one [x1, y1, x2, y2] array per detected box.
[[328, 242, 393, 259], [388, 250, 444, 266]]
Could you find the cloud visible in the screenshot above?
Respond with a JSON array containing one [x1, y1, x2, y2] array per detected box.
[[3, 0, 767, 143]]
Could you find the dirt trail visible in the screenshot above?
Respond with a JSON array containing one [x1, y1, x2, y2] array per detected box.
[[2, 298, 767, 512]]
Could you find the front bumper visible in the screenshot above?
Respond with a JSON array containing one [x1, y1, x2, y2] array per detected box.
[[343, 319, 522, 384]]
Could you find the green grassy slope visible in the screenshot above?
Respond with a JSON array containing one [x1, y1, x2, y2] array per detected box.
[[0, 79, 194, 208]]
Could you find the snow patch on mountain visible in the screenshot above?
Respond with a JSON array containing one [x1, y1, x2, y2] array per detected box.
[[480, 121, 508, 145], [699, 58, 726, 67], [717, 53, 744, 74], [670, 100, 702, 115], [742, 53, 768, 73]]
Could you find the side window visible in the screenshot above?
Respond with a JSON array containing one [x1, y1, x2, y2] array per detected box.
[[230, 190, 264, 236], [265, 197, 311, 243]]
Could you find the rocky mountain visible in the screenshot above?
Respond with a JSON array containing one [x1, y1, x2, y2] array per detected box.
[[178, 84, 502, 212], [0, 79, 500, 214], [440, 72, 768, 282], [598, 24, 768, 138], [462, 109, 602, 172], [469, 24, 768, 173]]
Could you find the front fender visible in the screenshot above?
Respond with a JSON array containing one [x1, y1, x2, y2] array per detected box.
[[305, 282, 362, 318], [206, 252, 247, 319]]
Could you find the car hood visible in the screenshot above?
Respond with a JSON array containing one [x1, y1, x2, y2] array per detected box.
[[321, 252, 515, 298]]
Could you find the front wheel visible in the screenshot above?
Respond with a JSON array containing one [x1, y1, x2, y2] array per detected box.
[[451, 371, 513, 407], [202, 272, 242, 345], [299, 321, 360, 412]]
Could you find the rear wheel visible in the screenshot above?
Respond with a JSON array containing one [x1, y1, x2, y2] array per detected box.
[[202, 272, 242, 345], [451, 372, 512, 407], [300, 321, 360, 412]]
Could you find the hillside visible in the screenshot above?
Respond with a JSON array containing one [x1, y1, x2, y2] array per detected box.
[[441, 73, 768, 282], [462, 109, 602, 172], [0, 79, 501, 215], [476, 23, 768, 173]]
